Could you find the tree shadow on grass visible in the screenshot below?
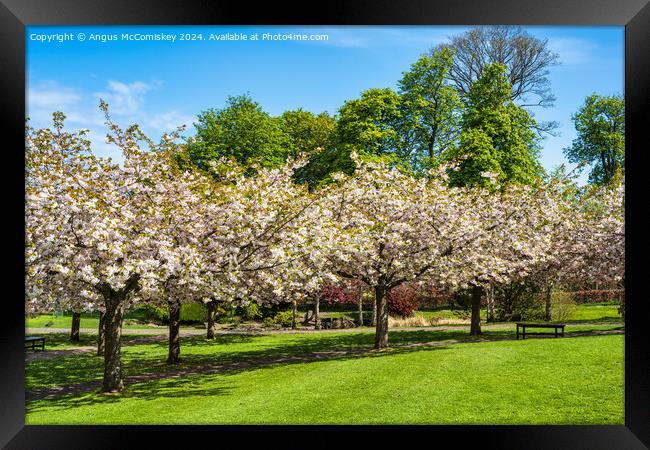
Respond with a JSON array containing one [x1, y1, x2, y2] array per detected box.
[[26, 326, 624, 409], [26, 339, 458, 413], [21, 326, 572, 391]]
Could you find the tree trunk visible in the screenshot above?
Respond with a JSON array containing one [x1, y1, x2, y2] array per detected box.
[[358, 296, 364, 326], [206, 300, 217, 339], [486, 285, 495, 323], [545, 283, 554, 321], [314, 298, 321, 330], [371, 300, 377, 327], [291, 299, 297, 329], [374, 284, 389, 349], [470, 285, 483, 336], [70, 311, 81, 342], [167, 301, 181, 364], [102, 298, 125, 392], [97, 311, 105, 356]]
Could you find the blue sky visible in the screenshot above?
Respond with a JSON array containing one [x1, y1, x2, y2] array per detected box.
[[26, 26, 624, 183]]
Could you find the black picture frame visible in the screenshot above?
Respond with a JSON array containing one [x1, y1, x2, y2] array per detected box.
[[2, 0, 648, 448]]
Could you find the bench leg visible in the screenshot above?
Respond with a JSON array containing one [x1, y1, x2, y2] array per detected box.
[[555, 328, 558, 337], [523, 328, 525, 340], [516, 326, 519, 340]]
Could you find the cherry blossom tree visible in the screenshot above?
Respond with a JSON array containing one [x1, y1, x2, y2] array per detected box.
[[318, 157, 487, 348], [26, 109, 187, 391]]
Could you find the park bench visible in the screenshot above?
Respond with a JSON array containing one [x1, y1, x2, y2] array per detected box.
[[25, 336, 46, 351], [516, 322, 565, 340]]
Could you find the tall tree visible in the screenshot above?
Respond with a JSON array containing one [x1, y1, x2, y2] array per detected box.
[[297, 88, 406, 188], [336, 87, 403, 157], [443, 63, 544, 188], [437, 26, 560, 108], [564, 93, 624, 185], [278, 109, 336, 159], [187, 94, 291, 170], [397, 47, 463, 171], [320, 156, 557, 347], [26, 109, 176, 392]]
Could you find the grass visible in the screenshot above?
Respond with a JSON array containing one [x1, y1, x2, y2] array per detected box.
[[564, 304, 622, 323], [26, 310, 166, 330], [24, 301, 623, 424], [25, 330, 624, 424]]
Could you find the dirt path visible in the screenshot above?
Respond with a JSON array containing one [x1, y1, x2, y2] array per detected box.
[[25, 327, 624, 402]]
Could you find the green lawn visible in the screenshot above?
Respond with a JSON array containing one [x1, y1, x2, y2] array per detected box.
[[26, 310, 167, 330], [26, 324, 623, 425], [564, 304, 622, 322]]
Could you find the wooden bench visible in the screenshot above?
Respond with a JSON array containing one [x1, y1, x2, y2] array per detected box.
[[516, 322, 565, 340], [25, 336, 46, 351]]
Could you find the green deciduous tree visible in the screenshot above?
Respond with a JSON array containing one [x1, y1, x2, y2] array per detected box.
[[397, 47, 463, 172], [187, 94, 291, 170], [438, 26, 560, 109], [297, 88, 407, 188], [336, 87, 403, 156], [443, 63, 543, 188], [278, 108, 336, 159], [564, 93, 624, 185]]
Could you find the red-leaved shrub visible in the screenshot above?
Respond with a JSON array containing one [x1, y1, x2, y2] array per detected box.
[[387, 283, 421, 318], [321, 280, 362, 305]]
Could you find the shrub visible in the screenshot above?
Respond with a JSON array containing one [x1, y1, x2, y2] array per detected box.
[[260, 302, 292, 319], [618, 297, 625, 317], [551, 291, 577, 322], [263, 310, 294, 328], [180, 303, 208, 323], [570, 289, 624, 304], [322, 280, 362, 306], [494, 281, 544, 322], [141, 303, 207, 325], [240, 302, 263, 321], [387, 284, 421, 318], [142, 305, 168, 324]]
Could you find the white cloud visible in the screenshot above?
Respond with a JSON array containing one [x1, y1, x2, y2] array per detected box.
[[144, 110, 195, 133], [27, 80, 82, 110], [27, 78, 191, 165], [94, 80, 162, 116]]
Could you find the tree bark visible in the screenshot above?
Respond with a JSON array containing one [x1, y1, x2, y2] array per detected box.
[[314, 298, 321, 330], [371, 300, 377, 327], [470, 285, 483, 336], [374, 284, 389, 349], [167, 301, 181, 364], [486, 284, 495, 323], [358, 296, 364, 326], [206, 300, 217, 339], [102, 297, 125, 392], [70, 311, 81, 342], [545, 283, 553, 321], [291, 299, 297, 329], [97, 311, 105, 356]]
